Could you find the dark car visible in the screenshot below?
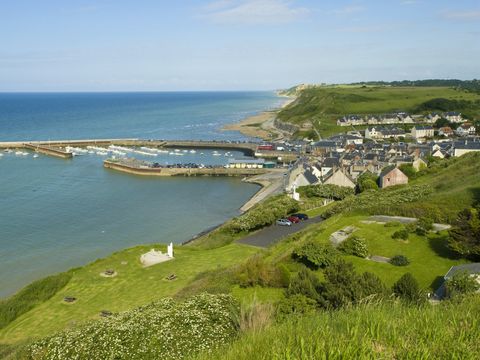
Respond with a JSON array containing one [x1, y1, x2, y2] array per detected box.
[[287, 216, 300, 224], [291, 213, 309, 220]]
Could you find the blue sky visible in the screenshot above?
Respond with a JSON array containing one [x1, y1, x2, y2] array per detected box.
[[0, 0, 479, 91]]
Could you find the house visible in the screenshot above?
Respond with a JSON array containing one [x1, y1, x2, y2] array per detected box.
[[425, 113, 441, 124], [411, 125, 434, 139], [412, 158, 427, 171], [322, 168, 356, 188], [319, 157, 341, 177], [434, 263, 480, 299], [380, 127, 406, 139], [444, 112, 463, 123], [438, 126, 454, 137], [454, 140, 480, 157], [455, 123, 476, 137], [379, 167, 408, 188], [399, 113, 414, 124], [337, 115, 364, 126], [365, 127, 380, 139], [366, 115, 379, 124], [380, 114, 399, 124], [431, 149, 446, 159], [295, 168, 320, 187]]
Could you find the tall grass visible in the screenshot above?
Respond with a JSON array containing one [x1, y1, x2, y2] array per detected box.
[[0, 272, 72, 329], [196, 296, 480, 359]]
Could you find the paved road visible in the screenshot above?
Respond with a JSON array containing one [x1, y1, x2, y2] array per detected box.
[[237, 216, 324, 248]]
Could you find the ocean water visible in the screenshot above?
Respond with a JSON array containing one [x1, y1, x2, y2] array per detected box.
[[0, 92, 282, 297]]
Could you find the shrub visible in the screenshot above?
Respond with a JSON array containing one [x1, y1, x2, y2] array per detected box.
[[338, 235, 369, 258], [286, 268, 322, 302], [393, 273, 423, 303], [277, 294, 318, 317], [445, 271, 480, 299], [235, 255, 287, 288], [390, 255, 410, 266], [392, 229, 409, 240], [399, 164, 416, 179], [0, 272, 72, 329], [27, 294, 239, 360], [292, 241, 338, 269], [418, 217, 434, 231], [228, 195, 300, 233], [298, 184, 354, 200], [357, 171, 379, 193]]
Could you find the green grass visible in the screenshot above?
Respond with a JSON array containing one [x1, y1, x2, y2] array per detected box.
[[197, 295, 480, 360], [0, 243, 259, 344], [279, 85, 480, 137]]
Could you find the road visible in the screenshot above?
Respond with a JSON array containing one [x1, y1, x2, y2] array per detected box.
[[237, 216, 324, 248]]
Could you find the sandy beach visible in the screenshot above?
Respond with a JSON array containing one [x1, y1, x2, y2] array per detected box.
[[222, 96, 296, 140]]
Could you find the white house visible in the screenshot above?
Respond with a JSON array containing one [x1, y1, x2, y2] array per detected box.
[[322, 168, 356, 188], [444, 112, 463, 123], [454, 140, 480, 157], [411, 126, 434, 139], [365, 127, 380, 139], [426, 113, 441, 123], [455, 124, 476, 137]]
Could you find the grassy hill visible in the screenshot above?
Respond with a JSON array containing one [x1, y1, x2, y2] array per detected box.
[[197, 295, 480, 360], [278, 85, 480, 138]]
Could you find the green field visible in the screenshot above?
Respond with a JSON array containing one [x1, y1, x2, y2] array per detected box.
[[278, 85, 480, 138], [0, 243, 259, 344]]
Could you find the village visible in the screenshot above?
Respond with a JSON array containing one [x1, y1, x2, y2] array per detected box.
[[267, 111, 480, 191]]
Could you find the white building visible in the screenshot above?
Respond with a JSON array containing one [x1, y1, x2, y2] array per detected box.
[[411, 126, 434, 139]]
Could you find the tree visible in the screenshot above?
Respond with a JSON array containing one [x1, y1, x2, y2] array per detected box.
[[357, 171, 379, 193], [445, 271, 480, 298], [393, 273, 423, 303], [448, 208, 480, 259], [398, 164, 416, 179], [338, 235, 369, 258], [292, 241, 338, 269]]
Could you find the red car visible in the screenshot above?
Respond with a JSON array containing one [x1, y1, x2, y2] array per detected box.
[[287, 216, 300, 224]]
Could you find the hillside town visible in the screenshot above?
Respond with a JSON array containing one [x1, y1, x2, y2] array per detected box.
[[255, 111, 480, 191]]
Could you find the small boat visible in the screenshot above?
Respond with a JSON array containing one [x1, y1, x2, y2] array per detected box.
[[33, 154, 39, 158], [189, 150, 196, 154]]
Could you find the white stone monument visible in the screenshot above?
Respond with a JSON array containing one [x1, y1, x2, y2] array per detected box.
[[167, 242, 174, 258]]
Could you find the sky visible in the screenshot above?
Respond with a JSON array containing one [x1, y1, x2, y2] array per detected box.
[[0, 0, 479, 91]]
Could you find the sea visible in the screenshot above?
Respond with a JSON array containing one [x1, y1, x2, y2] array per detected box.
[[0, 91, 284, 298]]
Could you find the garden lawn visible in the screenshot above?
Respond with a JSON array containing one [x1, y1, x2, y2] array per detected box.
[[0, 243, 258, 344], [343, 221, 467, 290]]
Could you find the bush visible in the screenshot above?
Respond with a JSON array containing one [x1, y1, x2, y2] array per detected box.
[[228, 195, 300, 233], [27, 294, 239, 360], [286, 268, 322, 302], [357, 171, 379, 193], [338, 235, 369, 258], [0, 272, 72, 329], [445, 271, 480, 298], [292, 241, 338, 269], [418, 217, 434, 231], [393, 273, 423, 303], [235, 255, 288, 288], [299, 184, 355, 200], [390, 255, 410, 266], [277, 294, 318, 317], [392, 229, 409, 240]]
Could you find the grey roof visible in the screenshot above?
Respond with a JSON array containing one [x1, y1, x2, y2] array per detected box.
[[229, 158, 265, 164], [303, 169, 320, 184], [322, 157, 340, 167], [414, 125, 434, 130], [445, 263, 480, 279], [455, 140, 480, 150], [312, 140, 337, 148]]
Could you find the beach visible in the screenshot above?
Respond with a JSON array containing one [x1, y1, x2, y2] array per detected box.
[[222, 95, 296, 140]]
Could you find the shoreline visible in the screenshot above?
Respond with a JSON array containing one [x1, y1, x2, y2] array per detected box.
[[221, 95, 296, 141]]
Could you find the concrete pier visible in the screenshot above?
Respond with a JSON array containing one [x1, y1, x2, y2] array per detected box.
[[23, 143, 73, 159], [103, 159, 279, 177]]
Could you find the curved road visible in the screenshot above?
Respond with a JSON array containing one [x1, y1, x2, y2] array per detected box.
[[237, 216, 324, 248]]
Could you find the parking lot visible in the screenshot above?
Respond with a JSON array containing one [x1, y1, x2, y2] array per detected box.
[[237, 216, 324, 248]]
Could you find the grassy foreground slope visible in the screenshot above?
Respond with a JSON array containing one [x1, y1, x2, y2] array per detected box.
[[278, 85, 480, 137], [198, 296, 480, 360], [0, 243, 258, 344]]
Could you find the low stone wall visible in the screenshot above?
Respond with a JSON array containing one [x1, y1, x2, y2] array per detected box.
[[23, 143, 73, 159]]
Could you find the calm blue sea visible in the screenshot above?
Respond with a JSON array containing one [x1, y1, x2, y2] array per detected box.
[[0, 91, 282, 297]]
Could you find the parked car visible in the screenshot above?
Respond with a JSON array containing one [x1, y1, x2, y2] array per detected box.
[[291, 213, 309, 220], [276, 219, 292, 226], [287, 216, 300, 223]]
